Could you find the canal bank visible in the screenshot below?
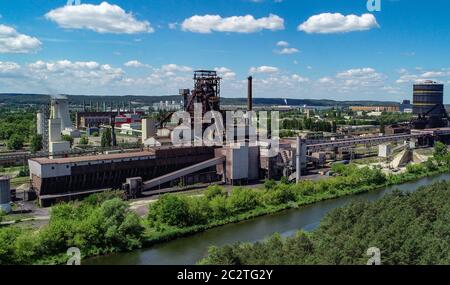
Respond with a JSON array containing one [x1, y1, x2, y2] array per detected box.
[[85, 172, 450, 265]]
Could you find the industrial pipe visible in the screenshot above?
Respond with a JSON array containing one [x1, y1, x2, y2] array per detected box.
[[247, 76, 253, 111]]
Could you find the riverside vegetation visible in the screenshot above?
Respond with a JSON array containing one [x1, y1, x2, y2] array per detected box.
[[1, 143, 450, 264], [199, 179, 450, 265]]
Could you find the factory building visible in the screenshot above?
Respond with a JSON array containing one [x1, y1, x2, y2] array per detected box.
[[400, 100, 413, 113], [48, 118, 71, 155], [350, 106, 400, 112], [76, 112, 116, 129], [29, 147, 217, 206]]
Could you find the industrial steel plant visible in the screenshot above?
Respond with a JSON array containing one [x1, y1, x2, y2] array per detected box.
[[3, 0, 450, 270], [0, 71, 447, 209]]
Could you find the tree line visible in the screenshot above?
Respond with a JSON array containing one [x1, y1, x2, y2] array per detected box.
[[199, 179, 450, 265]]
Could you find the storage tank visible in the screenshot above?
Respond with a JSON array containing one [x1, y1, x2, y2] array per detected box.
[[412, 81, 447, 128], [413, 81, 444, 117], [0, 176, 12, 214]]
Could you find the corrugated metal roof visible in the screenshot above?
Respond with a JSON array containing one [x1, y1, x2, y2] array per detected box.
[[30, 150, 156, 165]]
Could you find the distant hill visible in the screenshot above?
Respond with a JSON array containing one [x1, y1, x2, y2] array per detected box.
[[0, 93, 400, 107]]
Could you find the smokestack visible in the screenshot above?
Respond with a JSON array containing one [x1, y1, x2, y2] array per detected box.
[[296, 136, 302, 183], [247, 76, 253, 111]]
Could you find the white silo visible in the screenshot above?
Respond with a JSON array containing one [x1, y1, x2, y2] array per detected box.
[[0, 176, 11, 214], [36, 112, 45, 135], [51, 96, 72, 130]]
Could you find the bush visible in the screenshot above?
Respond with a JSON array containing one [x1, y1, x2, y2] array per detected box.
[[406, 164, 426, 175], [210, 195, 230, 219], [83, 190, 125, 206], [148, 195, 191, 227], [227, 188, 260, 214], [0, 195, 144, 265], [30, 135, 43, 153], [280, 176, 290, 185], [61, 135, 74, 147], [79, 136, 89, 145], [18, 166, 29, 177], [264, 179, 277, 190], [265, 185, 297, 205], [434, 141, 448, 158], [187, 197, 210, 226], [424, 158, 438, 172], [205, 185, 227, 200]]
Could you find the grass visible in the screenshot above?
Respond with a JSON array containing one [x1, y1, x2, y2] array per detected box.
[[11, 176, 30, 188]]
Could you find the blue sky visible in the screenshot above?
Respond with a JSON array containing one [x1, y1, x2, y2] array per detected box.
[[0, 0, 449, 102]]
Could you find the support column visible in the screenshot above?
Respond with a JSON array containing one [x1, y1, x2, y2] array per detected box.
[[296, 136, 302, 183]]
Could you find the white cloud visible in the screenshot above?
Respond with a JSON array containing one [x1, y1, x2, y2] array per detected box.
[[314, 67, 389, 97], [318, 77, 335, 84], [0, 24, 41, 53], [168, 22, 178, 30], [291, 74, 309, 83], [396, 68, 450, 84], [298, 13, 379, 34], [181, 14, 284, 33], [45, 2, 154, 34], [161, 64, 192, 73], [249, 66, 279, 74], [274, 41, 299, 55], [27, 60, 124, 87], [276, 40, 289, 47], [278, 47, 299, 55], [124, 60, 149, 68], [0, 61, 21, 74], [335, 68, 385, 88], [214, 67, 236, 79]]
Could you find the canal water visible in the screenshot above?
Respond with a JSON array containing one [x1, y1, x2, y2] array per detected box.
[[85, 173, 450, 265]]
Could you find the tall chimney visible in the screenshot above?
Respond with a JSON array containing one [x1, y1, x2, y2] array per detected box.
[[247, 76, 253, 111]]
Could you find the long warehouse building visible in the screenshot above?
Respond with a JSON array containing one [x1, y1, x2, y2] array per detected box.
[[28, 147, 217, 206]]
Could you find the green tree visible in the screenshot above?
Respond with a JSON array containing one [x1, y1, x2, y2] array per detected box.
[[200, 181, 450, 265], [61, 134, 74, 147], [79, 136, 89, 145], [7, 134, 24, 150], [30, 134, 43, 153], [101, 129, 112, 148], [434, 141, 448, 158]]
